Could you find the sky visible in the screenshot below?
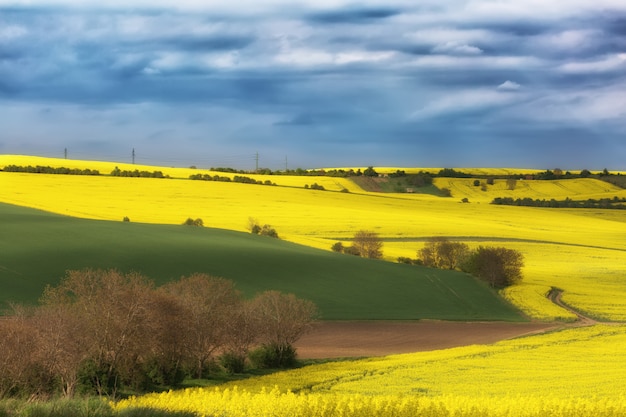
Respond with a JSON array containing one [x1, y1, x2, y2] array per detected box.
[[1, 0, 625, 170]]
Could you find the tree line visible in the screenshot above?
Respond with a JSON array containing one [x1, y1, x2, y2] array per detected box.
[[110, 167, 167, 178], [2, 165, 100, 175], [412, 237, 524, 288], [491, 196, 626, 210], [0, 269, 317, 400], [189, 173, 276, 186], [333, 232, 523, 288]]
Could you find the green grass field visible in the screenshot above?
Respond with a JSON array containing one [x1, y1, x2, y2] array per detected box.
[[0, 202, 522, 321]]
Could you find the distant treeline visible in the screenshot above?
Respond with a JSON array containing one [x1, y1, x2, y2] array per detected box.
[[2, 165, 100, 175], [491, 196, 626, 210], [110, 167, 168, 178], [189, 173, 276, 186]]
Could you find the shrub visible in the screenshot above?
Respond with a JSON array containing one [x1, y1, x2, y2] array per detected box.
[[343, 245, 361, 256], [259, 225, 279, 238], [397, 257, 415, 264], [183, 218, 203, 227], [219, 351, 247, 374], [248, 218, 279, 238], [249, 343, 297, 369], [307, 183, 325, 190], [331, 242, 344, 252]]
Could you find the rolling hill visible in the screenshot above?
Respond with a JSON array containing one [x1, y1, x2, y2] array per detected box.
[[2, 155, 626, 321], [0, 202, 522, 320]]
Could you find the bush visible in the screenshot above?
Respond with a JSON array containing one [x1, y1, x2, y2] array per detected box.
[[219, 351, 247, 374], [331, 242, 344, 252], [249, 343, 297, 369], [183, 218, 203, 227], [259, 225, 279, 238], [343, 245, 361, 256], [397, 257, 415, 264], [307, 183, 325, 190]]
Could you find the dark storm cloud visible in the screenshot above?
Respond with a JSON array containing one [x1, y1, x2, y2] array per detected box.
[[162, 34, 255, 52], [1, 1, 625, 169], [306, 7, 402, 24]]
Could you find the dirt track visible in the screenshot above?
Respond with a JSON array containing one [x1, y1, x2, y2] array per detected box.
[[294, 321, 559, 359]]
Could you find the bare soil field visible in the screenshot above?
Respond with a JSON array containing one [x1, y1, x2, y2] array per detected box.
[[294, 321, 559, 359]]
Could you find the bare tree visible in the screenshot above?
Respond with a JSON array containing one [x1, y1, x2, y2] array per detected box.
[[352, 230, 383, 259], [0, 311, 37, 398], [41, 269, 155, 398], [143, 290, 192, 386], [161, 273, 241, 378], [30, 304, 89, 397], [221, 299, 261, 373], [506, 178, 517, 190], [251, 291, 317, 367]]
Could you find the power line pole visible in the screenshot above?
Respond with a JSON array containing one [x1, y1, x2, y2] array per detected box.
[[64, 148, 67, 159], [255, 151, 259, 172], [285, 155, 288, 172], [132, 148, 135, 164]]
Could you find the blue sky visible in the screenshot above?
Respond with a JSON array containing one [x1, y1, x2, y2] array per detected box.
[[1, 0, 625, 170]]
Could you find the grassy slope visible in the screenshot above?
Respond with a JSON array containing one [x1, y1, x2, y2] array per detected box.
[[0, 202, 522, 321]]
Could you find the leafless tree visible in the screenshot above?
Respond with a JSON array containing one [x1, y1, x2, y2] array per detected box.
[[352, 230, 383, 259], [251, 291, 317, 366], [41, 269, 155, 398], [161, 273, 241, 378], [30, 304, 89, 397]]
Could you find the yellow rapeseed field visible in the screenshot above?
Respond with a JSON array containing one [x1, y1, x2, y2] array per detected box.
[[4, 155, 626, 416], [113, 324, 626, 416], [2, 155, 626, 321]]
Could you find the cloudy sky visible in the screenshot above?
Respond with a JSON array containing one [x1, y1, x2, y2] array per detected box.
[[1, 1, 625, 170]]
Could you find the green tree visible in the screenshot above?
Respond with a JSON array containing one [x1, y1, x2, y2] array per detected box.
[[463, 246, 524, 288], [363, 166, 378, 177], [419, 237, 470, 270]]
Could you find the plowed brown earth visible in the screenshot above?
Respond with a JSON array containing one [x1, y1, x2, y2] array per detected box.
[[294, 321, 559, 359]]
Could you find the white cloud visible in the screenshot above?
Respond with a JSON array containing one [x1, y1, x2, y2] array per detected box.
[[558, 54, 626, 74], [410, 88, 523, 119], [405, 28, 493, 45], [497, 80, 521, 91], [0, 24, 28, 40], [431, 41, 483, 55]]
